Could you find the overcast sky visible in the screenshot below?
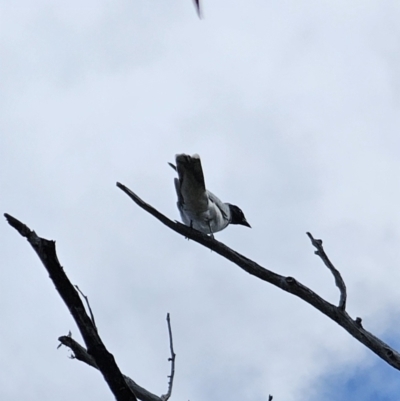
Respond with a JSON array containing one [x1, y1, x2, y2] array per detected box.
[[1, 1, 400, 400]]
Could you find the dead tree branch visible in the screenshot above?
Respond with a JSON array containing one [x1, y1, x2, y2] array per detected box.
[[116, 182, 400, 371], [306, 232, 347, 310], [4, 213, 138, 401], [161, 313, 176, 401], [4, 212, 179, 401], [58, 336, 161, 401], [75, 285, 98, 331]]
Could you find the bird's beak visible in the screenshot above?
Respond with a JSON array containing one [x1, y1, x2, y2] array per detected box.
[[242, 219, 251, 228]]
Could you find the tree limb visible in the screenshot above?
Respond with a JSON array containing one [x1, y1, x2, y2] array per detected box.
[[58, 335, 162, 401], [116, 182, 400, 371], [4, 213, 137, 401], [306, 232, 347, 310]]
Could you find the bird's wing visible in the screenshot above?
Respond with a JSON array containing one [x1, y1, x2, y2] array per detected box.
[[207, 190, 229, 220], [173, 177, 184, 207], [176, 154, 205, 190], [169, 163, 184, 207], [175, 154, 208, 211]]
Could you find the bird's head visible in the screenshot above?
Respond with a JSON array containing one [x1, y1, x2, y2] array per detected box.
[[227, 204, 251, 228]]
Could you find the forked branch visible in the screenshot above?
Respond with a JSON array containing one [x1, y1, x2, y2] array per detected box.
[[4, 212, 178, 401], [58, 335, 161, 401], [5, 213, 137, 401], [116, 182, 400, 371], [306, 232, 347, 310]]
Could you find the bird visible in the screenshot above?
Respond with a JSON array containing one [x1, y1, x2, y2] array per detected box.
[[169, 153, 251, 235]]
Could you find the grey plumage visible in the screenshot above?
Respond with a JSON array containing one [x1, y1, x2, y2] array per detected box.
[[169, 153, 250, 235]]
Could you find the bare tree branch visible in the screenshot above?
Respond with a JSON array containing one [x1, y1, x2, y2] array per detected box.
[[4, 213, 137, 401], [59, 334, 99, 368], [161, 313, 176, 401], [116, 182, 400, 371], [75, 285, 98, 331], [306, 232, 347, 310], [58, 336, 162, 401]]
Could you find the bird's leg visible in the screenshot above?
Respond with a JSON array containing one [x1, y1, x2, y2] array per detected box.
[[184, 220, 194, 240], [207, 221, 215, 240]]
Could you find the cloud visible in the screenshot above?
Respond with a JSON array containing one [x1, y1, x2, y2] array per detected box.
[[1, 1, 400, 400]]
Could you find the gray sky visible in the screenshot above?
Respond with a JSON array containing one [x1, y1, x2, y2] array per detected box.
[[1, 1, 400, 400]]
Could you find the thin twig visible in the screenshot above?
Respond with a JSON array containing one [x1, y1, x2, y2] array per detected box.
[[306, 232, 347, 310], [116, 183, 400, 371], [75, 285, 97, 331], [161, 313, 176, 401], [268, 396, 273, 401]]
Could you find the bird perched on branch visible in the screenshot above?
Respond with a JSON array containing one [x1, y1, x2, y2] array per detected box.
[[169, 154, 250, 235]]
